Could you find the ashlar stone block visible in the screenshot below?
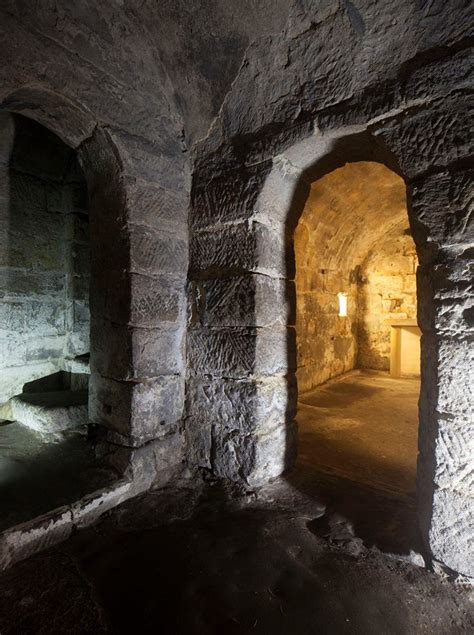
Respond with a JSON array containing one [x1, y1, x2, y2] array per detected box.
[[90, 374, 184, 447]]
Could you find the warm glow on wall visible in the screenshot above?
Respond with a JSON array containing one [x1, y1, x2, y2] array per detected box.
[[338, 292, 348, 317]]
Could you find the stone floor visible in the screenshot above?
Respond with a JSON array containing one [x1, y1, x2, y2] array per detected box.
[[1, 370, 472, 633], [297, 370, 420, 498], [292, 370, 421, 556]]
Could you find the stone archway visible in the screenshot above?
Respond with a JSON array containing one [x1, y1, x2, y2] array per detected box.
[[189, 124, 473, 578], [0, 88, 188, 565], [1, 87, 187, 457]]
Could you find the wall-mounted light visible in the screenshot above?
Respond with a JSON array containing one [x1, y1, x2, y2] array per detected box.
[[338, 292, 348, 317]]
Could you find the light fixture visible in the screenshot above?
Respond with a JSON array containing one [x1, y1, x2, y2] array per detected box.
[[338, 292, 348, 317]]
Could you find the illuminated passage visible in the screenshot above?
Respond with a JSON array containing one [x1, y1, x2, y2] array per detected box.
[[294, 162, 420, 495]]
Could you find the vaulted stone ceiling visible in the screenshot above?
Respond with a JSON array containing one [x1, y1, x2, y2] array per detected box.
[[296, 162, 409, 275]]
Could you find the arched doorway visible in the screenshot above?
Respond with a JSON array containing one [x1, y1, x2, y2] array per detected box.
[[0, 112, 116, 529], [294, 161, 420, 500]]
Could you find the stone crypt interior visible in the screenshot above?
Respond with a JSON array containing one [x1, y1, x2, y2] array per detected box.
[[0, 2, 473, 633]]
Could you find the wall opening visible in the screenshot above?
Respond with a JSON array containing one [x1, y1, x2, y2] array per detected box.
[[0, 113, 115, 530], [294, 161, 421, 544]]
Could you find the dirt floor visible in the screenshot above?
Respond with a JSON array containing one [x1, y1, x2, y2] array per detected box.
[[0, 483, 473, 635], [0, 371, 472, 634]]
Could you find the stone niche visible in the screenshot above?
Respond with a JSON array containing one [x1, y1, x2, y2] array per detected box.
[[295, 161, 418, 393], [0, 112, 90, 418]]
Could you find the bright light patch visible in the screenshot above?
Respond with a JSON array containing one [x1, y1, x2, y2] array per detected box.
[[338, 292, 348, 317]]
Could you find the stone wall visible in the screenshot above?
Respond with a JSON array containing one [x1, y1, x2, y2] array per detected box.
[[358, 225, 418, 370], [0, 0, 472, 577], [0, 113, 89, 403]]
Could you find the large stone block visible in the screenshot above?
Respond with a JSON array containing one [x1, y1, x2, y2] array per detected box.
[[436, 336, 474, 418], [374, 95, 473, 180], [410, 168, 473, 253], [99, 272, 185, 328], [24, 335, 65, 363], [404, 49, 473, 101], [129, 225, 188, 276], [190, 221, 291, 278], [189, 275, 294, 327], [428, 487, 474, 578], [108, 127, 188, 191], [417, 261, 474, 335], [186, 375, 296, 437], [124, 177, 188, 231], [97, 433, 186, 491], [90, 374, 184, 446], [91, 321, 184, 380], [433, 416, 474, 495], [185, 375, 297, 484], [187, 326, 296, 378], [0, 270, 65, 300], [24, 301, 66, 336], [192, 163, 271, 230]]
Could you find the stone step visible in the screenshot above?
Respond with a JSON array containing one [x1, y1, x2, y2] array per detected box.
[[2, 390, 88, 434]]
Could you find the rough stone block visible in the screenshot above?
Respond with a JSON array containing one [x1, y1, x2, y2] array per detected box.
[[97, 433, 185, 491], [108, 127, 188, 191], [25, 301, 66, 336], [410, 168, 473, 253], [404, 49, 473, 102], [0, 302, 25, 331], [191, 221, 291, 278], [124, 177, 188, 231], [189, 275, 295, 327], [99, 272, 185, 328], [185, 375, 297, 485], [91, 321, 184, 380], [242, 421, 298, 487], [25, 335, 65, 363], [417, 261, 474, 335], [89, 374, 184, 446], [186, 375, 296, 437], [66, 328, 90, 358], [0, 270, 65, 300], [374, 95, 473, 180], [129, 225, 188, 276], [192, 163, 271, 230], [8, 391, 88, 434], [187, 326, 296, 378], [255, 161, 310, 229], [436, 337, 474, 418], [428, 488, 474, 578], [433, 416, 474, 495]]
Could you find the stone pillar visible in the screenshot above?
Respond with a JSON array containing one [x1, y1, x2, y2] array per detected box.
[[188, 164, 298, 486], [80, 128, 188, 453], [373, 93, 473, 577], [412, 169, 474, 578]]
